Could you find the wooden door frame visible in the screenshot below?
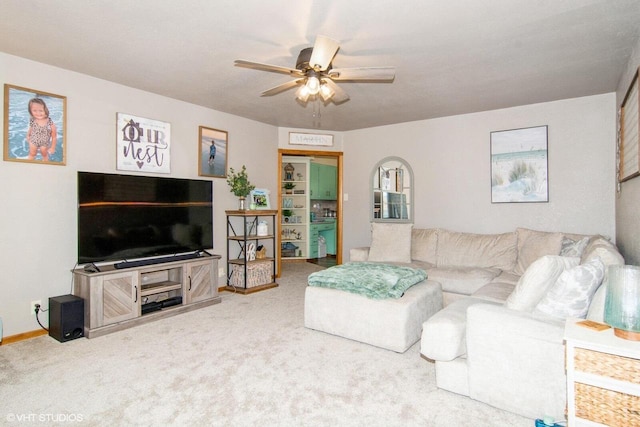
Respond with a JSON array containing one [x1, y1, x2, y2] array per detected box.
[[276, 149, 343, 277]]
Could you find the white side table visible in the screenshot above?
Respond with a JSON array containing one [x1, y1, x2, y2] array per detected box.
[[564, 318, 640, 426]]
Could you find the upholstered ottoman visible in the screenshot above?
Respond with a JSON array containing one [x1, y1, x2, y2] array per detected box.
[[304, 279, 443, 353]]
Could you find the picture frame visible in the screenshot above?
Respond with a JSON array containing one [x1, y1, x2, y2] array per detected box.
[[289, 132, 333, 147], [198, 126, 228, 178], [618, 67, 639, 183], [116, 112, 171, 173], [3, 84, 67, 165], [250, 188, 271, 209], [490, 125, 548, 203]]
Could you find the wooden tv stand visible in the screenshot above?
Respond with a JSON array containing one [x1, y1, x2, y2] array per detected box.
[[73, 255, 221, 338]]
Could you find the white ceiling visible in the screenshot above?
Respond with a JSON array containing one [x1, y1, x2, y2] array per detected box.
[[1, 0, 639, 131]]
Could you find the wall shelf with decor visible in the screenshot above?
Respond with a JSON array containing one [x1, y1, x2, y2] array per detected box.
[[281, 156, 310, 260], [225, 210, 278, 294]]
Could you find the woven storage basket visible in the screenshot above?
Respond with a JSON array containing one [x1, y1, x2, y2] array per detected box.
[[575, 382, 640, 426], [574, 348, 640, 426], [575, 348, 640, 383], [230, 262, 273, 288]]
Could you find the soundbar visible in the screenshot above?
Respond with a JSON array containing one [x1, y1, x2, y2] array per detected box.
[[114, 252, 202, 270]]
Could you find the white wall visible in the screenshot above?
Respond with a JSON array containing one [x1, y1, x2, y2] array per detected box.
[[343, 94, 617, 255], [0, 51, 620, 337], [615, 36, 640, 265], [0, 52, 278, 336]]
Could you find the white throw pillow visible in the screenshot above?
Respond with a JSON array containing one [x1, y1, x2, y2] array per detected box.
[[367, 223, 413, 263], [534, 257, 605, 319], [505, 255, 579, 312]]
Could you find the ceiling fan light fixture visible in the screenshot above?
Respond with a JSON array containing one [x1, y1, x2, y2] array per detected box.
[[295, 84, 310, 102], [319, 82, 334, 101], [306, 75, 320, 95]]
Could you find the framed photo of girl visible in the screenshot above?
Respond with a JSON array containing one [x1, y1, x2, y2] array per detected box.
[[198, 126, 228, 178], [3, 84, 67, 165]]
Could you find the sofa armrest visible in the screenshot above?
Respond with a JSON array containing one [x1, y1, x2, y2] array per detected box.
[[466, 304, 566, 420], [349, 247, 370, 262]]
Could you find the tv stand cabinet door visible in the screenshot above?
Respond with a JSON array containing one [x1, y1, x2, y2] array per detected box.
[[184, 259, 216, 304], [101, 271, 139, 326]]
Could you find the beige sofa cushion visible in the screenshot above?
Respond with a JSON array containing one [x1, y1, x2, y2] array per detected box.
[[472, 282, 516, 303], [427, 266, 501, 296], [368, 223, 412, 263], [421, 297, 502, 361], [514, 228, 564, 275], [436, 229, 517, 271], [411, 228, 438, 264], [491, 270, 521, 286]]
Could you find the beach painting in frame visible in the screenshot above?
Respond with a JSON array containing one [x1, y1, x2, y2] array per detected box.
[[198, 126, 227, 178], [491, 125, 548, 203], [3, 84, 66, 165]]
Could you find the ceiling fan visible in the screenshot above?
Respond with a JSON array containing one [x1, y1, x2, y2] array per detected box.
[[234, 35, 395, 104]]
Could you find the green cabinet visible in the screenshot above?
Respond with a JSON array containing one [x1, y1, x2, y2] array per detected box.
[[310, 163, 337, 200], [309, 221, 336, 258]]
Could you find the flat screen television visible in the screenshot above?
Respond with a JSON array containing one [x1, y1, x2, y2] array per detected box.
[[77, 172, 213, 265]]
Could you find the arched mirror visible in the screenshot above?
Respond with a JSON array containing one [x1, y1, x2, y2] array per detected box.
[[370, 156, 414, 223]]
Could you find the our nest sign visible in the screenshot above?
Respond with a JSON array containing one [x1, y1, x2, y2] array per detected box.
[[116, 113, 171, 173]]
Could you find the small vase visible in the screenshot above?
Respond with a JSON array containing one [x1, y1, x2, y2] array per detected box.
[[238, 197, 246, 210]]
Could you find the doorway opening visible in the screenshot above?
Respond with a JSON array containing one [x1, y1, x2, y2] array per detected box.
[[277, 149, 343, 277]]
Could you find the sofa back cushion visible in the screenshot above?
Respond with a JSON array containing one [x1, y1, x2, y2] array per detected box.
[[514, 228, 564, 275], [411, 228, 438, 264], [436, 229, 517, 270], [367, 223, 413, 263]]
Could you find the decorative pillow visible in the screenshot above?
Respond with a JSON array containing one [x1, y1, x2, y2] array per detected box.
[[505, 255, 579, 312], [514, 228, 564, 275], [560, 236, 590, 257], [534, 257, 606, 319], [367, 223, 413, 263]]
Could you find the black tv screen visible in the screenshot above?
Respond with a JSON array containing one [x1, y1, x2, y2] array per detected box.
[[78, 172, 213, 264]]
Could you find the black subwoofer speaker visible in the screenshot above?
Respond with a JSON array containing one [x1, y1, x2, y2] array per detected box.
[[49, 294, 84, 342]]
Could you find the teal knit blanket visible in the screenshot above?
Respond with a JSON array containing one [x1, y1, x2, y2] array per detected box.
[[307, 262, 427, 299]]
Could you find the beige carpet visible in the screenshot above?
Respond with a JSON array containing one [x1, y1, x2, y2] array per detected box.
[[0, 262, 531, 426]]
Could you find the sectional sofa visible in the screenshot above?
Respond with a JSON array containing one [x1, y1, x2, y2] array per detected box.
[[350, 224, 624, 419]]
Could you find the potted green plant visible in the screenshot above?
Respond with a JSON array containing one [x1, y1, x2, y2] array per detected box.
[[283, 182, 296, 194], [227, 165, 255, 210], [282, 209, 293, 222]]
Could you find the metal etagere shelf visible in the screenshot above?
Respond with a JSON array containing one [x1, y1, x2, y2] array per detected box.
[[224, 209, 278, 294]]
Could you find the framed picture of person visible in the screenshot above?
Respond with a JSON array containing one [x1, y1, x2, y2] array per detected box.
[[198, 126, 228, 178], [250, 188, 271, 209], [3, 84, 67, 165]]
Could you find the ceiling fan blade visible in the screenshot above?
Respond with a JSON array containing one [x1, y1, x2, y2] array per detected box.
[[328, 67, 396, 81], [309, 35, 340, 71], [323, 79, 350, 104], [261, 79, 304, 97], [234, 60, 304, 77]]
